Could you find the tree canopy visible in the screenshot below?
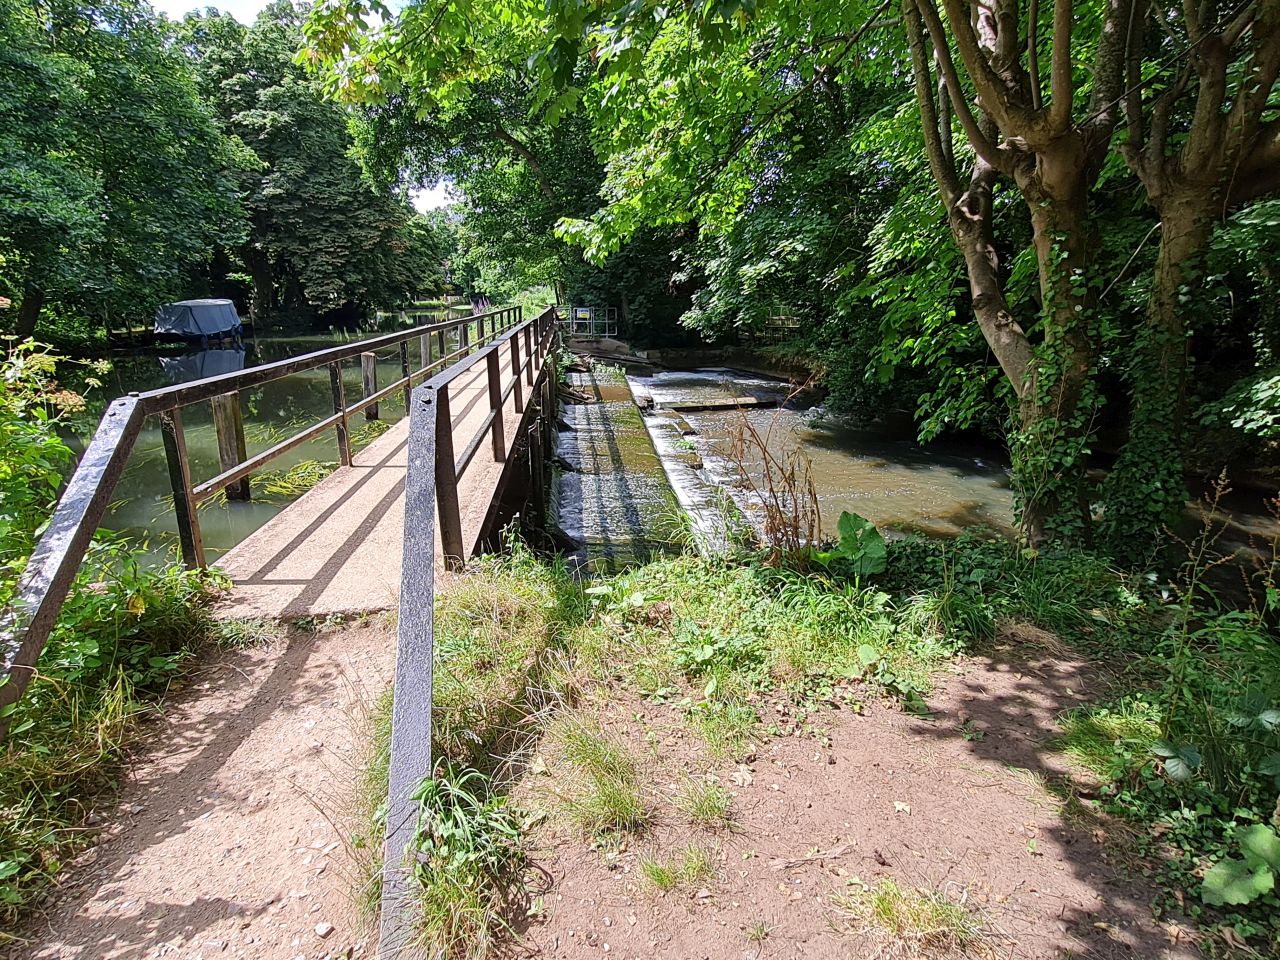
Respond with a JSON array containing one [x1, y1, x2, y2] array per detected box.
[[0, 0, 449, 343], [306, 0, 1280, 551]]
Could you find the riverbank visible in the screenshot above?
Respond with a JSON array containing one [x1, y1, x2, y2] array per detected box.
[[356, 533, 1279, 959]]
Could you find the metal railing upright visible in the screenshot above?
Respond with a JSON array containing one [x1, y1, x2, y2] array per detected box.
[[377, 305, 560, 956]]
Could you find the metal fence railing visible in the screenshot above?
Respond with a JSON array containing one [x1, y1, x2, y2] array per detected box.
[[561, 304, 619, 338], [0, 306, 524, 726], [378, 305, 560, 956]]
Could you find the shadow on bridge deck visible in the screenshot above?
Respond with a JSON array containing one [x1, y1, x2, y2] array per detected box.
[[215, 352, 536, 620]]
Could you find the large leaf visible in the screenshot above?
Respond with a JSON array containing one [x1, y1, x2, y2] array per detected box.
[[1240, 824, 1280, 871], [1201, 858, 1275, 906], [1152, 740, 1201, 782], [835, 510, 887, 575]]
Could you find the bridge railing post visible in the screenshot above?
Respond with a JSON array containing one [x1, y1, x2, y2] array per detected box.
[[434, 384, 466, 570], [420, 334, 430, 372], [524, 326, 534, 385], [329, 362, 352, 466], [399, 341, 411, 410], [211, 391, 250, 501], [510, 335, 524, 413], [160, 408, 205, 570], [436, 328, 446, 366], [362, 351, 379, 420], [486, 350, 506, 463]]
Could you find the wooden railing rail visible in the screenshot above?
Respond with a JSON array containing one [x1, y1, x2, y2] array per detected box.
[[0, 306, 522, 723], [378, 305, 560, 957]]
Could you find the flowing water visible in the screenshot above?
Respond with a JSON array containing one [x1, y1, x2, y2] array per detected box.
[[87, 324, 443, 564], [552, 367, 680, 572], [628, 368, 1278, 567], [629, 368, 1015, 547]]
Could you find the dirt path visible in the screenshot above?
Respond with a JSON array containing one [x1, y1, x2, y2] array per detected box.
[[10, 619, 1201, 960], [10, 620, 395, 960], [523, 639, 1200, 960]]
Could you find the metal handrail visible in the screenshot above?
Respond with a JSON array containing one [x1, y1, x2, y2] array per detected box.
[[378, 305, 560, 957], [0, 306, 522, 721]]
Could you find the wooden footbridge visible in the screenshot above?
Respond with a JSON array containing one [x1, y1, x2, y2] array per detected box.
[[0, 304, 565, 957]]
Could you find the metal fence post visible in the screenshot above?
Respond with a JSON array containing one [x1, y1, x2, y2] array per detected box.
[[160, 408, 204, 569], [362, 351, 379, 420], [380, 383, 436, 959], [399, 341, 411, 410], [330, 362, 352, 466], [434, 384, 466, 570], [211, 392, 250, 500], [510, 335, 524, 412], [486, 350, 506, 463]]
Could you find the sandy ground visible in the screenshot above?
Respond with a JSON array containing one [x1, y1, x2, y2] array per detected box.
[[521, 639, 1201, 960], [8, 620, 396, 960]]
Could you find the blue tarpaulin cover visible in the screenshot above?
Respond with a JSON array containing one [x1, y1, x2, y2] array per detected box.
[[154, 299, 242, 338]]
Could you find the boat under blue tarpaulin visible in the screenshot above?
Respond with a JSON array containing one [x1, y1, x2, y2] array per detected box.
[[154, 299, 243, 340]]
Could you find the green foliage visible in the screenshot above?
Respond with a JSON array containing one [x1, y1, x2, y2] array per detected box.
[[408, 765, 527, 959], [183, 3, 444, 327], [0, 342, 81, 562], [0, 0, 244, 342], [1202, 825, 1280, 908], [813, 510, 888, 576]]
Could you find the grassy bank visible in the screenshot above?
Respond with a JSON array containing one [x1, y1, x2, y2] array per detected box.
[[363, 533, 1280, 957]]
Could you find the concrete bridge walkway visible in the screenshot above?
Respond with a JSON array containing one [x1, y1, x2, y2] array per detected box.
[[216, 344, 544, 620]]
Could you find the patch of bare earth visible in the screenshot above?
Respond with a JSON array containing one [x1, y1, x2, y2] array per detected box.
[[520, 636, 1199, 960], [6, 620, 395, 960]]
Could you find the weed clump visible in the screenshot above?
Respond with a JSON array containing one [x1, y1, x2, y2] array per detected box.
[[639, 842, 716, 893], [405, 766, 526, 960], [832, 878, 988, 958], [675, 778, 734, 830], [431, 549, 582, 769], [542, 716, 650, 838]]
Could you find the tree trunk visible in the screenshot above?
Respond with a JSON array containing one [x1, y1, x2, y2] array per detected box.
[[1100, 192, 1214, 554], [247, 249, 274, 325], [1014, 150, 1097, 545], [15, 285, 44, 339]]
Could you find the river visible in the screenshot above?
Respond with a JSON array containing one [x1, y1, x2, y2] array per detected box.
[[91, 347, 1278, 572], [87, 323, 442, 564]]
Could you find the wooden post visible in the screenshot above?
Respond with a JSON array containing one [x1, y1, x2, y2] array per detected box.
[[160, 408, 204, 569], [436, 329, 447, 365], [362, 351, 379, 420], [211, 392, 250, 500], [434, 384, 466, 570], [524, 326, 535, 385], [330, 362, 351, 466], [460, 318, 470, 352], [420, 334, 430, 372], [529, 411, 545, 529], [399, 341, 411, 410], [510, 335, 524, 412], [486, 350, 506, 462]]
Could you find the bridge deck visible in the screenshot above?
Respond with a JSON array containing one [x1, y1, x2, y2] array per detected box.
[[216, 347, 539, 620]]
